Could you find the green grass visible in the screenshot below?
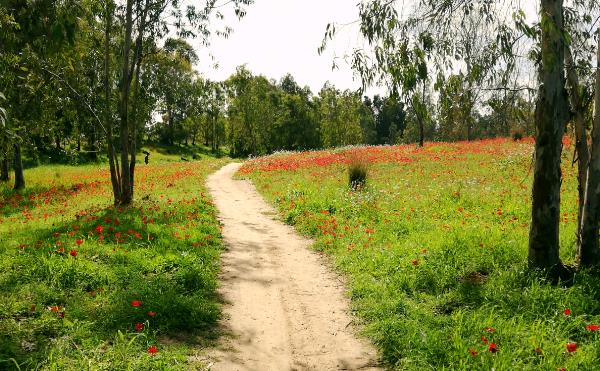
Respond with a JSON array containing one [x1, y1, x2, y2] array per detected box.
[[240, 138, 600, 370], [0, 149, 228, 370]]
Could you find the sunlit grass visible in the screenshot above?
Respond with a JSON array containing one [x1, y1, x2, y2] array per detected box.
[[0, 151, 228, 370]]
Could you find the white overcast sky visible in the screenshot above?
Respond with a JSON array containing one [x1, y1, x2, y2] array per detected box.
[[194, 0, 371, 95]]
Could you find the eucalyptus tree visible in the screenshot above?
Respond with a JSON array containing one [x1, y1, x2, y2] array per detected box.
[[321, 0, 578, 271], [104, 0, 252, 205], [0, 0, 80, 190]]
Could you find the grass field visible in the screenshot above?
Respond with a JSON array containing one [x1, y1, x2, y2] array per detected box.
[[240, 138, 600, 370], [0, 147, 228, 370]]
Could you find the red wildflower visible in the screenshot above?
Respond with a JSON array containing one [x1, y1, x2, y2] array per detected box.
[[563, 308, 571, 316], [148, 345, 158, 354], [95, 225, 104, 234], [566, 342, 577, 353], [411, 259, 419, 266], [147, 311, 157, 317], [534, 347, 543, 355], [468, 348, 478, 357], [75, 239, 83, 246], [481, 336, 489, 344], [586, 324, 600, 331], [484, 327, 496, 333], [49, 305, 62, 313], [131, 300, 142, 307], [69, 250, 77, 257], [56, 247, 65, 253], [134, 323, 144, 332], [489, 343, 498, 353]]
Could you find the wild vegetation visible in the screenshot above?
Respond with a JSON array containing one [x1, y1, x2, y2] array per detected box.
[[0, 147, 227, 369]]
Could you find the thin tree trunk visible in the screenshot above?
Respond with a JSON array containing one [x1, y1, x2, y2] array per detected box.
[[129, 0, 148, 200], [578, 33, 600, 266], [0, 152, 9, 182], [118, 0, 134, 205], [565, 46, 590, 247], [528, 0, 569, 270], [105, 0, 121, 204], [13, 142, 25, 190]]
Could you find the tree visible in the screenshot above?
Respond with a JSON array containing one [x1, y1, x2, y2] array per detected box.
[[528, 0, 570, 270], [578, 32, 600, 266]]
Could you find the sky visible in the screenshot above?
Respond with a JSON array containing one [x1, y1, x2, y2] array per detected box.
[[194, 0, 372, 95]]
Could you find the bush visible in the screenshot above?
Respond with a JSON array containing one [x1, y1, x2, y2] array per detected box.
[[511, 128, 524, 141], [348, 155, 369, 190]]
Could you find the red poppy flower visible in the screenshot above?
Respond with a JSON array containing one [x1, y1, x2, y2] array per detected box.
[[563, 308, 571, 316], [147, 345, 158, 354], [134, 323, 144, 332], [56, 247, 65, 253], [468, 347, 478, 357], [481, 336, 489, 344], [586, 324, 600, 331], [147, 311, 157, 317], [534, 347, 543, 355], [489, 343, 498, 353], [484, 327, 496, 333], [75, 239, 83, 246], [131, 300, 142, 307], [95, 225, 104, 234], [411, 259, 419, 266], [69, 250, 78, 257], [566, 342, 577, 353]]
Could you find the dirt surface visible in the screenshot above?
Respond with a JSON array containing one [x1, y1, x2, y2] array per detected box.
[[204, 163, 380, 371]]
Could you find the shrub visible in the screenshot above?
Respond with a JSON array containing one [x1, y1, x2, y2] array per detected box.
[[511, 128, 524, 141], [348, 155, 369, 190]]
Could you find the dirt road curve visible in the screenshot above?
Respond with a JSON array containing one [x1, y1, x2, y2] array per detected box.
[[204, 163, 380, 371]]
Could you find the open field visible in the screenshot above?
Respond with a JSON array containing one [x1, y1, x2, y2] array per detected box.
[[0, 150, 228, 370], [240, 138, 600, 370]]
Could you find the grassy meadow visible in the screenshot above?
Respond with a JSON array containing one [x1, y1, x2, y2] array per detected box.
[[240, 137, 600, 370], [0, 147, 228, 370]]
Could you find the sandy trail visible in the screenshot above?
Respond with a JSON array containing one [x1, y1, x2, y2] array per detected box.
[[204, 163, 380, 371]]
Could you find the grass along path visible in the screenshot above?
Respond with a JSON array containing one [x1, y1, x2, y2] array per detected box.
[[240, 138, 600, 370], [204, 163, 380, 370], [0, 153, 228, 370]]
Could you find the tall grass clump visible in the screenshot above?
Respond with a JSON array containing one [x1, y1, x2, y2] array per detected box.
[[348, 154, 369, 190]]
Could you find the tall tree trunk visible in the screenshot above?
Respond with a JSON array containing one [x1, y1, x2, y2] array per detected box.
[[13, 142, 25, 190], [578, 33, 600, 266], [129, 0, 148, 200], [528, 0, 569, 270], [118, 0, 134, 205], [105, 0, 121, 204], [565, 46, 590, 247], [0, 152, 9, 182]]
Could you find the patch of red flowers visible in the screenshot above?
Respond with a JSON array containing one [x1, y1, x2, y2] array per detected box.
[[148, 345, 158, 354], [95, 225, 104, 234], [69, 250, 77, 257], [75, 239, 83, 246], [148, 311, 157, 317], [489, 343, 498, 353], [134, 323, 144, 332], [566, 342, 577, 353], [468, 347, 478, 357], [131, 300, 142, 307], [563, 308, 571, 316], [483, 327, 496, 333], [586, 324, 600, 331]]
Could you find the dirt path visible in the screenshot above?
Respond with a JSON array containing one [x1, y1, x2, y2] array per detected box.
[[204, 163, 380, 371]]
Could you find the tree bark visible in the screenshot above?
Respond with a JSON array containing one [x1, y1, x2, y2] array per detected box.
[[578, 32, 600, 266], [13, 142, 25, 190], [105, 0, 121, 204], [528, 0, 569, 270], [118, 0, 134, 205], [564, 46, 590, 247]]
